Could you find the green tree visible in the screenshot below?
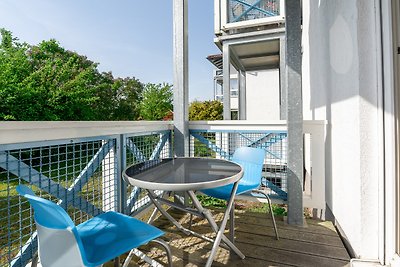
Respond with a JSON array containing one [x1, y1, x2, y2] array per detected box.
[[21, 39, 102, 120], [0, 29, 33, 120], [111, 77, 143, 120], [0, 29, 146, 121], [189, 100, 223, 121], [139, 83, 173, 120]]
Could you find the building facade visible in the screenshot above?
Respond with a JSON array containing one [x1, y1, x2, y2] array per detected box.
[[213, 0, 400, 265]]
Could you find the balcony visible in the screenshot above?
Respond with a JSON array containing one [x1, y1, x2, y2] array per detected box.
[[0, 0, 396, 265], [214, 0, 285, 34], [0, 120, 348, 267]]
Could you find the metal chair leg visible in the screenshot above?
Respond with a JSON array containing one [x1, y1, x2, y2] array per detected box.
[[31, 252, 39, 267], [122, 239, 172, 267], [252, 189, 279, 240], [147, 206, 160, 224], [189, 213, 193, 229], [151, 238, 173, 267], [229, 201, 235, 242]]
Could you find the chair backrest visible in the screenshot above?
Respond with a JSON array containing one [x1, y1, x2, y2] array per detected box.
[[16, 185, 85, 267], [232, 147, 265, 189]]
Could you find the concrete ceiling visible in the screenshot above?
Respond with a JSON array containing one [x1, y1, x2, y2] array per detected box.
[[231, 39, 280, 70], [207, 39, 281, 71]]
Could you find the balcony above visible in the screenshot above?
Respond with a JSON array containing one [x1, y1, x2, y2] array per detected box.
[[215, 0, 285, 35]]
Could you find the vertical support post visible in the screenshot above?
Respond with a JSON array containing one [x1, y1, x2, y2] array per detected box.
[[238, 69, 247, 120], [118, 134, 127, 214], [223, 42, 231, 120], [102, 140, 117, 212], [280, 36, 287, 120], [173, 0, 189, 157], [114, 136, 124, 267], [285, 0, 304, 226]]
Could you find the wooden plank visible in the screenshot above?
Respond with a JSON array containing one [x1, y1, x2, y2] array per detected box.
[[236, 214, 338, 236], [235, 210, 338, 235], [235, 242, 350, 267], [154, 208, 344, 247], [133, 232, 295, 267], [117, 207, 350, 267], [130, 230, 348, 267], [235, 231, 350, 260], [159, 219, 348, 261], [236, 221, 344, 247]]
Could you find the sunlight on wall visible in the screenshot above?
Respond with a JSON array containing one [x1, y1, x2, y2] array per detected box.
[[329, 15, 354, 74]]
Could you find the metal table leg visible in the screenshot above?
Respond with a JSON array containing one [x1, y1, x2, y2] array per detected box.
[[148, 185, 245, 267], [147, 190, 192, 235], [187, 183, 245, 267]]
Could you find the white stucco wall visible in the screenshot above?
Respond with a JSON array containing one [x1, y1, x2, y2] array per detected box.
[[245, 69, 280, 120], [303, 0, 382, 260]]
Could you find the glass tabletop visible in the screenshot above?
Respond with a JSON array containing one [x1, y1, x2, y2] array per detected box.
[[123, 157, 243, 191]]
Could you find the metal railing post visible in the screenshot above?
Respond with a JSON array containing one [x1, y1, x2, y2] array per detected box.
[[285, 0, 304, 226], [118, 134, 127, 214]]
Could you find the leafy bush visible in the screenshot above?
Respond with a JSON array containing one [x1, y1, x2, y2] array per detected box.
[[189, 100, 223, 121]]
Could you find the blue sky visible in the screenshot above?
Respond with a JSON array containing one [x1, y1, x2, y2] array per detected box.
[[0, 0, 219, 101]]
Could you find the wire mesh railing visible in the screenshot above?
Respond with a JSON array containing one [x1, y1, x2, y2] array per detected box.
[[0, 120, 326, 266], [189, 120, 327, 209], [0, 126, 172, 267], [124, 131, 171, 215], [189, 129, 288, 200]]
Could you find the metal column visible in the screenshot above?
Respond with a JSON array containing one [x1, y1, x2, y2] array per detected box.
[[280, 36, 287, 120], [285, 0, 304, 225], [238, 69, 247, 120], [223, 43, 231, 120], [173, 0, 189, 157]]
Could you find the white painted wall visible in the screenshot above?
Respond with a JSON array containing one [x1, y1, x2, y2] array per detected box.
[[245, 69, 280, 120], [303, 0, 382, 261]]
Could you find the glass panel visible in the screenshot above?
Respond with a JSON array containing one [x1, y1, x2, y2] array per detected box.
[[230, 78, 238, 91]]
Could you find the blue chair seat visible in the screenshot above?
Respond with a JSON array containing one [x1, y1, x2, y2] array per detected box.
[[200, 147, 279, 240], [76, 211, 164, 266], [16, 185, 172, 267], [201, 183, 255, 200]]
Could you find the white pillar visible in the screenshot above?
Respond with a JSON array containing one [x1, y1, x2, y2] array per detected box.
[[173, 0, 189, 157]]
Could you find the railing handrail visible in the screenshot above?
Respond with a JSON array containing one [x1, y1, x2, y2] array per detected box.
[[0, 121, 174, 145], [189, 120, 326, 131]]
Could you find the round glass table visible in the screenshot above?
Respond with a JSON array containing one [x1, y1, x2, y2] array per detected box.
[[123, 157, 243, 191], [123, 157, 245, 267]]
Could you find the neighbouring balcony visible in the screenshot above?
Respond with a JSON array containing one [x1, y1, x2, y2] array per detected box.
[[0, 120, 348, 267], [215, 0, 286, 33]]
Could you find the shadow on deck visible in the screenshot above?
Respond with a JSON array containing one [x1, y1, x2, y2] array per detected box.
[[108, 208, 351, 267]]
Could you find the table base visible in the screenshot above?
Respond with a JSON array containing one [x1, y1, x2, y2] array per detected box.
[[146, 182, 245, 267]]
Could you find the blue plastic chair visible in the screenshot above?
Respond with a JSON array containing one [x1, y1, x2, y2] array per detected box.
[[201, 147, 279, 240], [16, 185, 172, 267]]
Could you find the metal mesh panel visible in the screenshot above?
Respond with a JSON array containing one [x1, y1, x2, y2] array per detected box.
[[190, 130, 287, 200], [124, 131, 171, 215], [228, 0, 280, 23], [0, 138, 117, 267]]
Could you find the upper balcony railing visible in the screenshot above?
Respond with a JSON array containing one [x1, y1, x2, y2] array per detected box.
[[215, 0, 285, 34]]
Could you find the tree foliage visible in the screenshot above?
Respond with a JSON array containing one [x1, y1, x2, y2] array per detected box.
[[0, 29, 143, 121], [139, 83, 173, 120], [189, 100, 223, 121]]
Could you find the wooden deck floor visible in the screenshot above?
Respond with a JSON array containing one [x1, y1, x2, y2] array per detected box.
[[112, 208, 351, 267]]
